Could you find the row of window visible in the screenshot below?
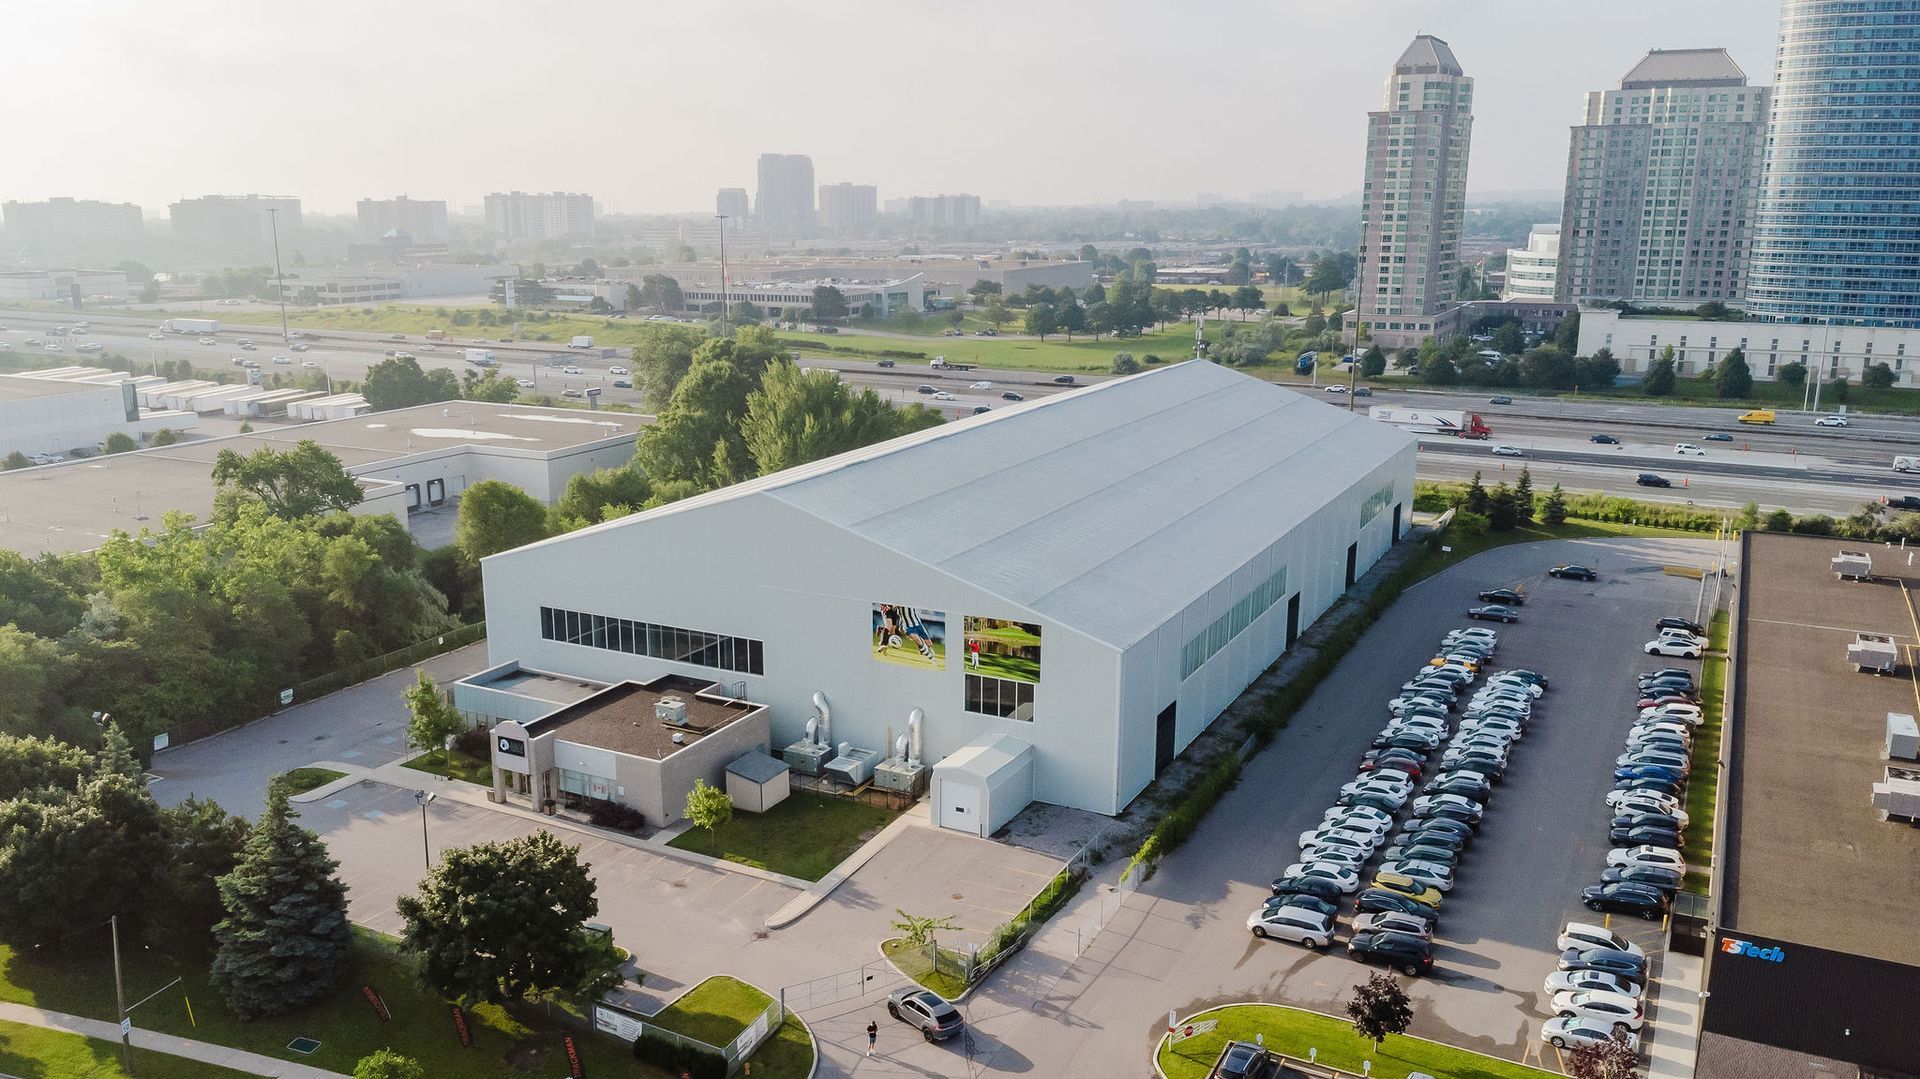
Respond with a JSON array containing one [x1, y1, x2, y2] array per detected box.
[[538, 606, 766, 675], [1181, 567, 1289, 681], [965, 675, 1035, 721]]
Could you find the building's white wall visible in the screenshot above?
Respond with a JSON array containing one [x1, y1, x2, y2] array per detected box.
[[482, 494, 1126, 815], [1579, 309, 1920, 386], [343, 436, 635, 507], [0, 378, 147, 456]]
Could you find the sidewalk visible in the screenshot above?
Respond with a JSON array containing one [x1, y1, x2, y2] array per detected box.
[[1645, 948, 1704, 1079], [0, 1000, 348, 1078]]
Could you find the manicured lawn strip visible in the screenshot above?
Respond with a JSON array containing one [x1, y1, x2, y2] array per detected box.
[[400, 749, 492, 785], [0, 931, 676, 1078], [1156, 1004, 1558, 1079], [879, 939, 970, 1001], [667, 792, 896, 881], [778, 321, 1218, 373], [646, 976, 812, 1079], [0, 1018, 257, 1079], [1411, 517, 1707, 581], [274, 766, 347, 796], [1684, 609, 1730, 894]]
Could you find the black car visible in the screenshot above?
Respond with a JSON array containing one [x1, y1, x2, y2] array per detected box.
[[1052, 375, 1077, 385], [1609, 825, 1684, 849], [1602, 864, 1683, 893], [612, 378, 632, 388], [1590, 434, 1620, 445], [1353, 387, 1374, 397], [1476, 587, 1526, 605], [971, 405, 992, 415], [1612, 811, 1685, 835], [1265, 892, 1339, 919], [1348, 931, 1434, 976], [1636, 473, 1672, 488], [1355, 888, 1442, 923], [1548, 564, 1598, 581], [1391, 831, 1468, 861], [1583, 882, 1671, 920], [1614, 776, 1684, 798], [1467, 604, 1520, 623], [1639, 672, 1697, 691], [1441, 754, 1506, 781], [1213, 1041, 1275, 1079], [1384, 840, 1462, 866], [1001, 391, 1024, 401], [1340, 791, 1405, 813], [1654, 617, 1706, 636], [1424, 774, 1492, 802], [1408, 803, 1482, 830], [1374, 731, 1444, 752], [1271, 874, 1346, 901], [1889, 494, 1920, 511], [916, 384, 937, 394], [1400, 816, 1474, 847], [876, 359, 896, 368], [1559, 946, 1650, 979]]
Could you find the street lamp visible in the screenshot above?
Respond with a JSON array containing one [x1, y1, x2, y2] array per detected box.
[[414, 790, 436, 871]]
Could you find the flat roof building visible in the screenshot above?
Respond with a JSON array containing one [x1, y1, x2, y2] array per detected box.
[[462, 361, 1415, 823], [484, 192, 594, 242], [0, 371, 193, 459], [1501, 224, 1558, 302], [2, 198, 144, 253], [169, 195, 301, 262]]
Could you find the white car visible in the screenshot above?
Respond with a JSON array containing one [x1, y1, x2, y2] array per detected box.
[[198, 337, 216, 345], [1551, 990, 1644, 1032], [1300, 823, 1387, 849], [1299, 841, 1368, 867], [970, 380, 992, 389], [1481, 676, 1541, 697], [291, 343, 311, 352], [147, 331, 165, 340], [932, 391, 956, 401], [1459, 720, 1523, 742], [1545, 969, 1642, 999], [563, 366, 582, 375], [1324, 804, 1395, 830], [76, 342, 104, 352], [1491, 445, 1524, 457], [1608, 790, 1687, 821], [1640, 703, 1703, 725], [1815, 414, 1849, 427], [1376, 860, 1454, 892], [1341, 774, 1414, 798], [1324, 384, 1348, 394], [1606, 845, 1686, 873], [609, 366, 629, 375], [1279, 862, 1361, 894], [1247, 904, 1335, 947], [1351, 911, 1434, 939], [272, 355, 292, 365], [1645, 637, 1702, 658], [1542, 1017, 1640, 1053], [1674, 442, 1707, 456], [301, 359, 317, 368], [1558, 922, 1646, 959], [516, 378, 536, 388]]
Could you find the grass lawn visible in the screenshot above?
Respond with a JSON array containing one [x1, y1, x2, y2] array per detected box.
[[0, 1018, 258, 1079], [648, 976, 812, 1079], [1409, 516, 1710, 586], [879, 939, 970, 1001], [667, 792, 897, 881], [401, 749, 492, 786], [1684, 609, 1731, 894], [778, 320, 1225, 373], [1157, 1004, 1558, 1079], [273, 766, 347, 796], [0, 931, 679, 1079]]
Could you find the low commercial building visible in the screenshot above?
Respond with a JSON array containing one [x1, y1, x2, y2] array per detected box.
[[0, 269, 131, 303], [1501, 225, 1559, 301], [1578, 307, 1920, 386], [463, 361, 1414, 824], [0, 371, 193, 458], [1697, 532, 1920, 1077], [674, 275, 926, 318]]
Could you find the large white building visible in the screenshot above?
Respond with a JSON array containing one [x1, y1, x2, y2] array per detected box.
[[461, 362, 1415, 825], [0, 371, 191, 459], [1578, 307, 1920, 386], [2, 198, 145, 251], [1502, 225, 1560, 301], [484, 192, 595, 242], [355, 196, 450, 244]]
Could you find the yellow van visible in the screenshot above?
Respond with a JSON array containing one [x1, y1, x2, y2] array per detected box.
[[1737, 409, 1776, 425]]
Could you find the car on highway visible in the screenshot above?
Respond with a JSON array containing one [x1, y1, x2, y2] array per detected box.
[[1558, 946, 1650, 979], [147, 331, 165, 340], [1324, 384, 1348, 394], [1052, 375, 1076, 385], [271, 355, 291, 364], [933, 391, 956, 401], [198, 337, 215, 345], [1549, 563, 1598, 581], [386, 333, 406, 342], [1001, 391, 1024, 401], [1369, 870, 1443, 908], [1551, 989, 1645, 1032], [887, 987, 964, 1042], [301, 359, 317, 368], [614, 379, 633, 389], [291, 343, 311, 352], [1645, 637, 1703, 659], [76, 342, 103, 352], [609, 365, 629, 375], [1704, 432, 1734, 441], [562, 366, 582, 375], [1488, 395, 1513, 405], [1491, 444, 1524, 457], [916, 385, 936, 395], [1353, 387, 1373, 397], [1466, 604, 1519, 623], [1635, 473, 1672, 487], [969, 380, 992, 389], [562, 389, 584, 398], [875, 359, 896, 368], [1347, 931, 1434, 976], [1475, 587, 1525, 605], [1816, 415, 1849, 427], [1675, 442, 1707, 456], [516, 379, 535, 388], [1542, 1017, 1640, 1052], [1246, 904, 1335, 947], [1589, 434, 1620, 445]]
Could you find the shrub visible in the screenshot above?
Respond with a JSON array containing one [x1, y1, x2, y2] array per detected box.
[[450, 725, 491, 759], [978, 866, 1085, 967], [632, 1033, 726, 1079], [585, 799, 646, 832]]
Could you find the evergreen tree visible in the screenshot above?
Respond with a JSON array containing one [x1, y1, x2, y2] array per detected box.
[[1644, 349, 1677, 396], [1464, 471, 1490, 516], [1542, 484, 1568, 527], [96, 721, 141, 781], [1514, 467, 1535, 524], [1715, 347, 1753, 399], [210, 787, 352, 1019], [1487, 483, 1518, 531], [1735, 501, 1760, 532]]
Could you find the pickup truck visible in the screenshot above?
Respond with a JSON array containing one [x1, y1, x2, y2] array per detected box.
[[929, 356, 974, 371]]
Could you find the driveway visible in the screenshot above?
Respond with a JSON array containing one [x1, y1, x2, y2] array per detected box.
[[149, 643, 492, 818]]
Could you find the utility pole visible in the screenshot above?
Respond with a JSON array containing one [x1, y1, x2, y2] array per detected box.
[[1348, 321, 1365, 411], [415, 790, 436, 871], [267, 208, 291, 347], [715, 214, 730, 330], [111, 914, 132, 1075]]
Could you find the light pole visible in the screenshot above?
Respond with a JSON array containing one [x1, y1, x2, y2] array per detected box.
[[111, 914, 132, 1075], [266, 209, 291, 347], [414, 790, 436, 871], [715, 214, 730, 329]]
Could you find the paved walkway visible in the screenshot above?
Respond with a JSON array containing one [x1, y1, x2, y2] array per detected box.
[[1645, 948, 1704, 1079], [0, 1001, 348, 1078]]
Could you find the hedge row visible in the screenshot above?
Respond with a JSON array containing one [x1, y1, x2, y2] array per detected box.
[[632, 1033, 726, 1079]]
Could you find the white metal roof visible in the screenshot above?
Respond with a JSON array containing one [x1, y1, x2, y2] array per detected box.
[[932, 733, 1034, 782], [548, 361, 1413, 649]]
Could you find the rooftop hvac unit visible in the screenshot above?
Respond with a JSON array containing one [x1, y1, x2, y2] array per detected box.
[[1849, 633, 1899, 675], [655, 697, 688, 725], [1832, 550, 1873, 580], [1872, 765, 1920, 820], [1888, 712, 1919, 761], [824, 743, 880, 787]]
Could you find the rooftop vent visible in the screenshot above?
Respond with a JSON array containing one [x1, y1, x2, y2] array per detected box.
[[655, 697, 689, 725], [671, 731, 685, 745]]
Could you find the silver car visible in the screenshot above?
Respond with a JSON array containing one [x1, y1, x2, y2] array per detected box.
[[886, 987, 964, 1042]]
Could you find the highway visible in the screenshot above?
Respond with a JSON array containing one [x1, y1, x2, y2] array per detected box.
[[4, 304, 1910, 513]]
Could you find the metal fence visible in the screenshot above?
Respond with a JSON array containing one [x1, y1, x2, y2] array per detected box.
[[592, 997, 783, 1073], [778, 962, 905, 1015]]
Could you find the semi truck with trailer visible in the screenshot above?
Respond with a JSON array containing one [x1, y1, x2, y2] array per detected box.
[[1367, 406, 1493, 440], [464, 349, 497, 367], [160, 318, 219, 335]]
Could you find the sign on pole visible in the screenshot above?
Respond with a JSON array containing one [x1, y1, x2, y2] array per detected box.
[[1167, 1019, 1217, 1045], [279, 688, 294, 706]]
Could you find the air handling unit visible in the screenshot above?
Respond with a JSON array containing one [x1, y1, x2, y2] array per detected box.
[[1849, 633, 1898, 675], [1832, 550, 1874, 581]]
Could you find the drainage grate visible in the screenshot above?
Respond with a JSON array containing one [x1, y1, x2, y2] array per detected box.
[[286, 1037, 321, 1055]]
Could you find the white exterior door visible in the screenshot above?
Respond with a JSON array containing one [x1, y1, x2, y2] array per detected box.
[[938, 779, 983, 835]]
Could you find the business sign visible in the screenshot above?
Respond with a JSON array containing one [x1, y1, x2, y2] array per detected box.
[[496, 735, 526, 758], [593, 1005, 644, 1042], [450, 1004, 472, 1048], [1704, 927, 1918, 1071], [280, 688, 294, 706], [563, 1035, 584, 1078], [1720, 936, 1786, 962]]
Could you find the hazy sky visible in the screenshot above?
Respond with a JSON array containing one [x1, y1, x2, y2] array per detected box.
[[2, 1, 1780, 217]]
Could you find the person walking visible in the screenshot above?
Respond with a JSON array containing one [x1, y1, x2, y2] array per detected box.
[[866, 1019, 878, 1056]]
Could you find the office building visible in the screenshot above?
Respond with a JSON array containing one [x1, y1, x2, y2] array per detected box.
[[168, 196, 301, 261], [817, 183, 878, 231], [483, 192, 595, 242], [1747, 0, 1920, 327], [754, 154, 815, 233], [715, 188, 750, 222], [1554, 48, 1767, 306], [1355, 35, 1475, 350], [907, 195, 982, 228], [355, 196, 450, 244], [1578, 306, 1920, 387], [454, 362, 1415, 824], [1502, 225, 1560, 301], [1, 198, 144, 252]]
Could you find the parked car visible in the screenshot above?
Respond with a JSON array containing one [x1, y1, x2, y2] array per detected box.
[[1557, 946, 1649, 979], [1269, 874, 1347, 901], [1323, 804, 1395, 830], [1347, 931, 1434, 976], [1467, 604, 1520, 623], [1601, 864, 1685, 894], [1266, 892, 1340, 919], [1352, 911, 1434, 939], [1545, 968, 1642, 999], [1476, 587, 1525, 605], [887, 988, 964, 1042], [1277, 862, 1361, 894], [1548, 564, 1598, 581], [1211, 1041, 1274, 1079], [1354, 888, 1442, 923], [1542, 1017, 1640, 1052], [1557, 923, 1646, 958], [1606, 844, 1688, 873], [1636, 473, 1672, 488], [1369, 870, 1443, 907], [1375, 860, 1455, 893], [1582, 881, 1672, 920], [1644, 637, 1703, 659], [1246, 904, 1336, 948], [1655, 617, 1705, 636], [1552, 989, 1645, 1032]]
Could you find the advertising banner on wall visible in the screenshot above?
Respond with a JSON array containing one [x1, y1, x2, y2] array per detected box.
[[962, 617, 1042, 682], [872, 604, 948, 670]]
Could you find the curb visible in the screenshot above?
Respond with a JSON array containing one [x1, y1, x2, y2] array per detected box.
[[871, 939, 977, 1005], [764, 807, 923, 929], [285, 762, 370, 803]]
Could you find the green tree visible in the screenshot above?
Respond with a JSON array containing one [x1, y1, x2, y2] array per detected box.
[[1345, 972, 1413, 1052], [1464, 471, 1490, 516], [403, 672, 464, 766], [211, 441, 363, 521], [741, 362, 941, 476], [0, 771, 164, 949], [966, 279, 1003, 305], [397, 831, 619, 1005], [210, 787, 351, 1019], [362, 355, 459, 411], [984, 299, 1011, 329], [1085, 301, 1115, 339], [1303, 253, 1351, 301], [1715, 347, 1754, 398], [1644, 349, 1677, 396], [149, 796, 248, 952], [1111, 352, 1140, 375], [638, 274, 685, 314], [890, 910, 959, 947], [1864, 360, 1896, 390], [101, 432, 136, 455], [1735, 501, 1761, 532], [460, 369, 520, 403], [1574, 348, 1620, 390], [1829, 373, 1851, 403], [811, 285, 850, 321], [684, 778, 733, 837], [1514, 467, 1535, 524], [1489, 321, 1524, 356], [1487, 483, 1518, 531], [550, 465, 653, 532], [454, 480, 550, 562], [2, 451, 28, 471], [1302, 311, 1327, 337], [0, 733, 92, 800], [1519, 346, 1575, 389], [1542, 484, 1568, 526], [1360, 345, 1387, 378], [1777, 360, 1807, 388], [1023, 302, 1058, 341], [1420, 353, 1458, 385], [632, 335, 775, 489], [1231, 284, 1265, 319], [1762, 508, 1794, 532], [149, 428, 180, 447], [353, 1050, 425, 1079], [1552, 309, 1581, 354], [1055, 295, 1086, 340], [631, 325, 705, 408]]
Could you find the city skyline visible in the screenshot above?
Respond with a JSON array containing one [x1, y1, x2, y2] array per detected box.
[[0, 0, 1774, 216]]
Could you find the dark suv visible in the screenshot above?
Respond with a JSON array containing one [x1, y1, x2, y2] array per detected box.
[[1210, 1040, 1275, 1079], [1636, 473, 1672, 488], [1347, 931, 1434, 976]]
